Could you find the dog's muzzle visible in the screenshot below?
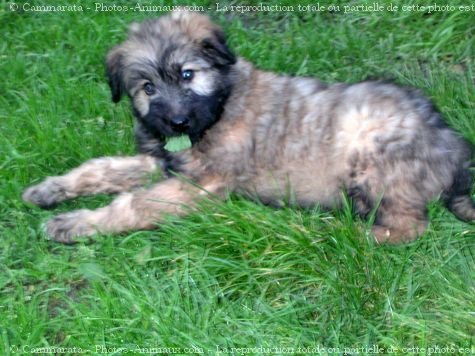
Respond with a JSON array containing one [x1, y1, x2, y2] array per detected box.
[[170, 115, 190, 133]]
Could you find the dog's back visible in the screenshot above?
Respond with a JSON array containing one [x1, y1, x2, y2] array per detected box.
[[199, 61, 474, 242]]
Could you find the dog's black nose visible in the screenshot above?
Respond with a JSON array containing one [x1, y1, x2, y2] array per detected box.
[[170, 115, 190, 131]]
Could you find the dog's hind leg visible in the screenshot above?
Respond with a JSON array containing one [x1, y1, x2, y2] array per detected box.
[[44, 175, 227, 243], [23, 155, 159, 208], [372, 203, 428, 244]]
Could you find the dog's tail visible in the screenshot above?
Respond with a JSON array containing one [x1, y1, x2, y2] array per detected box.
[[446, 165, 475, 222]]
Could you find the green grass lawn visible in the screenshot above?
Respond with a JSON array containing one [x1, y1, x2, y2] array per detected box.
[[1, 0, 474, 354]]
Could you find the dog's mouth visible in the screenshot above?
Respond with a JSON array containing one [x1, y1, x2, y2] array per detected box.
[[165, 135, 192, 152], [139, 115, 191, 139]]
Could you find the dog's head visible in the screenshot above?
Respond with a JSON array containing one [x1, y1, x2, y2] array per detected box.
[[106, 11, 236, 144]]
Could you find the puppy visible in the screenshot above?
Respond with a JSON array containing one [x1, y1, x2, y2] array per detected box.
[[23, 11, 474, 244]]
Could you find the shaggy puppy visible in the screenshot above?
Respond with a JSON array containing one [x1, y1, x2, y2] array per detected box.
[[23, 11, 474, 244]]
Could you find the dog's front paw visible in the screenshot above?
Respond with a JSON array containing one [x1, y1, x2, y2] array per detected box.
[[45, 210, 97, 244], [23, 178, 69, 208]]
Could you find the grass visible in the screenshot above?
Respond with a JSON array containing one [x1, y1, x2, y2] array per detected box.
[[1, 0, 474, 354]]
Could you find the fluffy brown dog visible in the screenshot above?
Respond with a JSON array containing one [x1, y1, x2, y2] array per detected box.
[[23, 11, 474, 244]]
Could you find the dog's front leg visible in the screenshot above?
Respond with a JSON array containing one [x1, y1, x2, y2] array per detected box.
[[45, 176, 227, 243], [23, 155, 160, 208]]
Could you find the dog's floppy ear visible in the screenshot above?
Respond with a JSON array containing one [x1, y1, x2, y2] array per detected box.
[[171, 11, 235, 67], [201, 29, 236, 67], [105, 47, 124, 103]]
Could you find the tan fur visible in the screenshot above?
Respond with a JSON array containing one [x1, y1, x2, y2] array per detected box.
[[43, 175, 226, 244], [24, 11, 474, 244], [23, 155, 158, 208]]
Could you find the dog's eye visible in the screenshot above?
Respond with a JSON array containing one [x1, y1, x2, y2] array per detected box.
[[181, 69, 194, 81], [143, 82, 155, 96]]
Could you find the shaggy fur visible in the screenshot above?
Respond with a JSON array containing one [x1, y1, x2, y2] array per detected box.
[[23, 11, 474, 244]]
